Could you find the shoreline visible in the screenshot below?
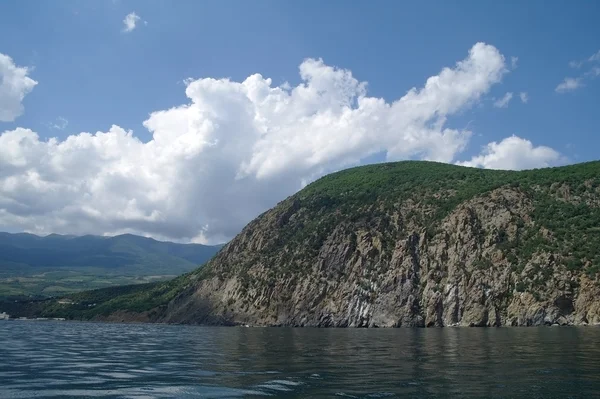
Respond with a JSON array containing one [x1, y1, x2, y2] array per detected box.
[[4, 317, 599, 328]]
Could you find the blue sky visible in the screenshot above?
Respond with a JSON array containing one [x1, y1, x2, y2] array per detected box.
[[0, 0, 599, 241], [2, 0, 598, 157]]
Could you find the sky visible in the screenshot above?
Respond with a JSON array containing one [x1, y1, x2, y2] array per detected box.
[[0, 0, 599, 244]]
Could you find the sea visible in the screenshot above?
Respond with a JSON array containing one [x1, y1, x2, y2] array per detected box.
[[1, 321, 599, 398]]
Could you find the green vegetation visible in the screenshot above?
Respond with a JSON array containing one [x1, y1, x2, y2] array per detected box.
[[247, 161, 600, 279], [298, 160, 598, 222], [1, 274, 194, 320], [0, 232, 222, 300], [48, 276, 188, 319], [0, 269, 177, 300]]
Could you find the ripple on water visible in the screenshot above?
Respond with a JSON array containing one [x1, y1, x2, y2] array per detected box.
[[2, 322, 600, 398], [255, 379, 302, 393]]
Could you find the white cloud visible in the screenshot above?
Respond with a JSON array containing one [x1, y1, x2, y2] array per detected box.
[[0, 43, 510, 243], [519, 92, 528, 103], [511, 56, 518, 69], [48, 117, 68, 130], [458, 135, 563, 170], [586, 66, 600, 77], [555, 77, 583, 93], [122, 12, 141, 32], [569, 60, 583, 69], [0, 53, 38, 122], [493, 92, 513, 108], [558, 50, 600, 92]]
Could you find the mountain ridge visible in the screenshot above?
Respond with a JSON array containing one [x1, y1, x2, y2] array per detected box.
[[11, 160, 600, 326], [0, 232, 223, 299]]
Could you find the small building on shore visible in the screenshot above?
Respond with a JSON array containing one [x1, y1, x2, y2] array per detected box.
[[0, 312, 10, 320]]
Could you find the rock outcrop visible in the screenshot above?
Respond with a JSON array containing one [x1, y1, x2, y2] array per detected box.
[[154, 161, 600, 327]]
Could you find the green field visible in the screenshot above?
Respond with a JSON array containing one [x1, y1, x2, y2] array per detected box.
[[0, 268, 177, 300], [0, 232, 222, 300]]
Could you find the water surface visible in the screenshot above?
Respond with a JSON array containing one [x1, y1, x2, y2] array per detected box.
[[1, 321, 599, 398]]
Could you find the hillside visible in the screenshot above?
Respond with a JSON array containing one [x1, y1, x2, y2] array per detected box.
[[14, 160, 600, 326], [0, 233, 222, 299]]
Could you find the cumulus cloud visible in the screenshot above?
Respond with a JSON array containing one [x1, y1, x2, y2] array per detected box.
[[0, 53, 38, 122], [555, 77, 583, 93], [0, 43, 515, 243], [511, 56, 518, 69], [519, 92, 528, 103], [458, 135, 564, 170], [122, 12, 141, 32], [493, 92, 513, 108]]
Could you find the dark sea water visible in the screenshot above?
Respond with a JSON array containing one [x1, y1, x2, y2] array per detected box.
[[1, 321, 599, 398]]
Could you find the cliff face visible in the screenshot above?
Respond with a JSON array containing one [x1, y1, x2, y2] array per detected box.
[[154, 161, 600, 327]]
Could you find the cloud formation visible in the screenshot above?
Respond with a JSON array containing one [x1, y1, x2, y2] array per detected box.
[[569, 60, 583, 69], [48, 117, 69, 130], [458, 135, 563, 170], [122, 12, 141, 32], [557, 49, 600, 93], [555, 77, 583, 93], [493, 92, 513, 108], [0, 43, 560, 243], [0, 53, 38, 122], [519, 92, 528, 103]]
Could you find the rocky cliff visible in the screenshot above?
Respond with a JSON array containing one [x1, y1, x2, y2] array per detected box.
[[155, 161, 600, 327], [19, 161, 600, 327]]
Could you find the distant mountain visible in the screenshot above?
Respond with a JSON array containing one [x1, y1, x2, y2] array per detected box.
[[0, 232, 223, 298]]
